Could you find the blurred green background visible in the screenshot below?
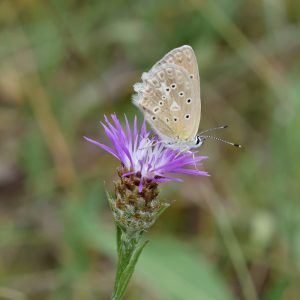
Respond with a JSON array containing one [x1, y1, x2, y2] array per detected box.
[[1, 0, 300, 299]]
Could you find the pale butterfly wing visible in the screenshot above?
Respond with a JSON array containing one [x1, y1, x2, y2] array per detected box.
[[152, 45, 201, 133], [134, 64, 196, 142], [133, 45, 201, 143]]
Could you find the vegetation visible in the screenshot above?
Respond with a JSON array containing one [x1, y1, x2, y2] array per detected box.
[[0, 0, 299, 299]]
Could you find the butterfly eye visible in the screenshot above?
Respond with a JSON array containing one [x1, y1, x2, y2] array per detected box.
[[152, 116, 157, 121], [165, 87, 170, 92], [179, 91, 184, 97], [185, 114, 190, 119], [186, 98, 192, 104], [171, 83, 176, 89]]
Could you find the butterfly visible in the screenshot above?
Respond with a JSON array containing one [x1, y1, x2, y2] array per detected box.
[[133, 45, 241, 152]]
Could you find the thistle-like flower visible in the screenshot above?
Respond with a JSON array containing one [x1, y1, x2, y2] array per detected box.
[[85, 114, 208, 299], [84, 113, 208, 234]]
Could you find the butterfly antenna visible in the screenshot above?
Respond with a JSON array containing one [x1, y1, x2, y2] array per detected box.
[[199, 125, 228, 135], [201, 135, 242, 148]]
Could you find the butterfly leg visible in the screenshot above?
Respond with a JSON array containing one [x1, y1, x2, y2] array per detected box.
[[191, 152, 199, 170], [138, 139, 164, 150], [175, 149, 199, 170], [174, 146, 190, 158]]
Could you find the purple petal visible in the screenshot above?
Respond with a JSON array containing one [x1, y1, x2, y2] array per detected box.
[[101, 118, 134, 167], [138, 178, 143, 192], [122, 171, 135, 177], [124, 114, 132, 142], [85, 114, 209, 185], [156, 174, 184, 182], [141, 119, 147, 137], [171, 168, 210, 176], [83, 136, 119, 159], [133, 115, 138, 140]]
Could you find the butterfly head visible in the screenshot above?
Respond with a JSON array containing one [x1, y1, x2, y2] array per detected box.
[[193, 135, 205, 148]]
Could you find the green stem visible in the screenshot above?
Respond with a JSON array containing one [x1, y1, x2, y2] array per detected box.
[[112, 227, 148, 300]]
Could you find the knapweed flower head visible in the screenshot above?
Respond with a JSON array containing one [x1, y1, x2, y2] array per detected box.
[[84, 114, 208, 233]]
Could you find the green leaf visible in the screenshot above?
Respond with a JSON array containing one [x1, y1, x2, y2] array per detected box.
[[116, 224, 122, 258], [93, 225, 234, 300], [137, 237, 233, 300], [112, 240, 149, 300], [112, 224, 124, 293]]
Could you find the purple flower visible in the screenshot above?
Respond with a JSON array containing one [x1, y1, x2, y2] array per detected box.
[[84, 114, 208, 191]]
